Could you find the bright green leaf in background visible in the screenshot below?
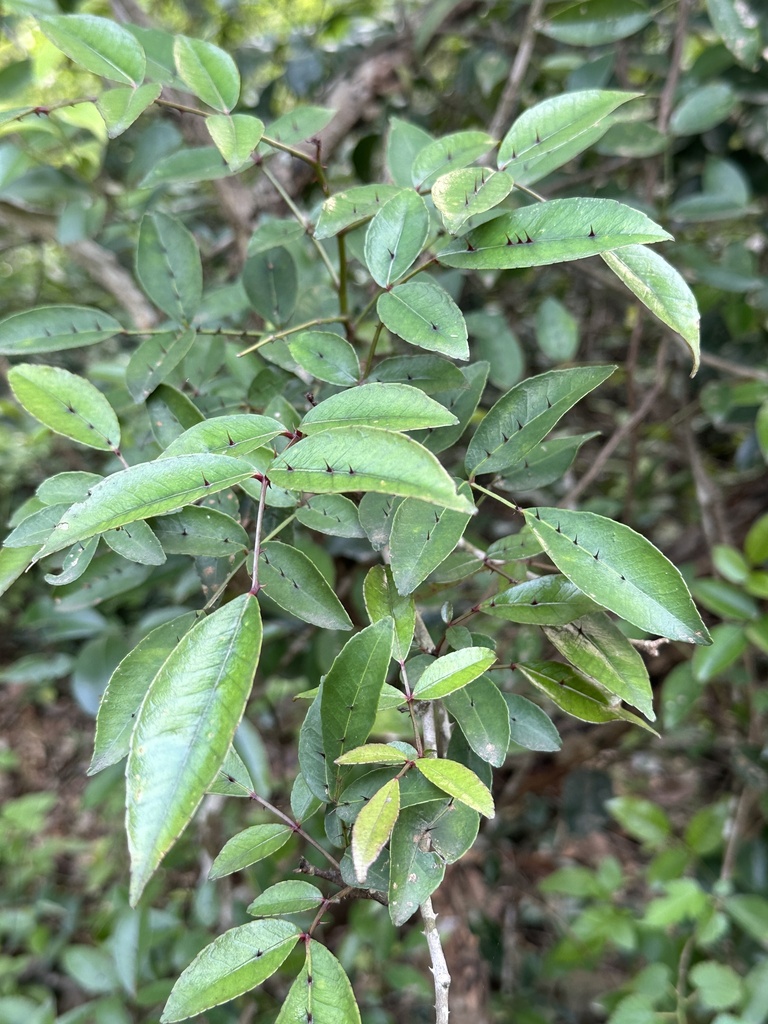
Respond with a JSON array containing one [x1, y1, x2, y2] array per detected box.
[[97, 83, 162, 137], [39, 14, 146, 85], [206, 113, 264, 171], [173, 35, 240, 112]]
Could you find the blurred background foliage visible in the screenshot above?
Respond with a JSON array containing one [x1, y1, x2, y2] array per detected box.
[[0, 1, 767, 1022]]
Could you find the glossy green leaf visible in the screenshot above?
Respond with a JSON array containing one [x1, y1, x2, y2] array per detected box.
[[669, 83, 737, 136], [44, 536, 99, 587], [444, 675, 510, 767], [0, 305, 123, 355], [706, 0, 761, 69], [209, 824, 292, 879], [275, 940, 362, 1024], [478, 575, 600, 625], [89, 613, 197, 775], [315, 184, 405, 239], [298, 689, 328, 802], [161, 919, 300, 1022], [544, 613, 654, 718], [691, 623, 748, 683], [35, 455, 256, 561], [524, 507, 711, 644], [505, 694, 561, 752], [300, 382, 456, 434], [467, 365, 615, 477], [388, 808, 445, 926], [500, 432, 598, 492], [411, 130, 495, 191], [602, 245, 700, 373], [320, 619, 394, 799], [335, 744, 409, 766], [39, 14, 146, 85], [540, 0, 652, 45], [438, 198, 671, 271], [368, 354, 465, 394], [516, 661, 657, 731], [257, 540, 352, 630], [128, 594, 263, 904], [414, 361, 490, 455], [136, 213, 202, 324], [498, 90, 640, 183], [265, 106, 335, 147], [389, 486, 472, 596], [139, 147, 232, 188], [152, 505, 249, 557], [536, 297, 579, 362], [364, 190, 430, 287], [103, 520, 166, 566], [269, 426, 475, 513], [97, 83, 161, 137], [412, 647, 497, 700], [173, 35, 240, 112], [126, 328, 196, 403], [242, 246, 297, 326], [432, 167, 514, 233], [352, 777, 400, 882], [8, 363, 120, 451], [364, 565, 415, 661], [247, 881, 324, 918], [0, 544, 40, 598], [161, 414, 284, 458], [296, 494, 365, 539], [288, 331, 360, 386], [377, 279, 469, 359], [414, 757, 494, 818], [207, 113, 264, 171]]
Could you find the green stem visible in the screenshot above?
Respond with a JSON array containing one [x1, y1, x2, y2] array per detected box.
[[261, 511, 297, 546], [260, 134, 330, 193], [513, 181, 547, 203], [397, 254, 438, 285], [360, 321, 384, 381], [249, 475, 269, 595], [261, 165, 339, 288], [155, 96, 209, 118], [237, 316, 348, 356], [470, 480, 522, 513], [337, 233, 349, 319]]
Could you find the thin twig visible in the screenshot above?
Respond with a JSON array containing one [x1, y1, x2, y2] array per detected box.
[[488, 0, 546, 142], [249, 475, 269, 595], [421, 896, 451, 1024], [698, 350, 768, 383], [237, 316, 348, 356], [658, 0, 693, 133], [247, 791, 341, 870]]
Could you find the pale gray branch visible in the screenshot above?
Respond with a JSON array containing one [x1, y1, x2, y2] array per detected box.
[[421, 896, 451, 1024]]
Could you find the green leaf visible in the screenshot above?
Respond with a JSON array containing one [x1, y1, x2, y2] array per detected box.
[[414, 758, 494, 817], [414, 361, 489, 455], [364, 190, 430, 287], [386, 116, 433, 187], [412, 648, 497, 701], [377, 279, 469, 359], [298, 690, 328, 802], [128, 595, 263, 904], [438, 198, 672, 271], [209, 824, 293, 879], [247, 881, 324, 918], [403, 799, 480, 866], [335, 744, 409, 766], [411, 130, 495, 191], [242, 247, 297, 326], [487, 527, 543, 562], [364, 565, 415, 661], [147, 384, 204, 448], [103, 520, 166, 566], [258, 540, 352, 631], [296, 494, 365, 539], [388, 808, 445, 925], [444, 675, 510, 767], [274, 940, 362, 1024], [368, 354, 465, 394], [432, 168, 514, 233], [724, 894, 768, 947], [151, 506, 249, 557], [8, 364, 120, 452], [689, 962, 743, 1012], [160, 414, 284, 458], [498, 90, 640, 184], [299, 382, 457, 434], [89, 613, 197, 775], [505, 694, 562, 752], [352, 778, 400, 882], [540, 0, 652, 45], [358, 492, 401, 550], [669, 83, 737, 136], [269, 427, 475, 513], [465, 309, 524, 391], [467, 365, 615, 477], [35, 455, 256, 561], [544, 613, 654, 718], [247, 218, 305, 255], [39, 14, 146, 85], [524, 507, 712, 644], [161, 919, 300, 1022], [500, 433, 599, 492], [691, 623, 748, 683], [516, 661, 657, 731], [315, 184, 405, 239], [52, 552, 151, 611], [288, 332, 360, 386], [321, 619, 395, 799], [173, 36, 240, 112], [0, 305, 123, 355], [706, 0, 761, 69], [389, 487, 473, 596], [602, 245, 700, 373], [206, 113, 264, 171], [136, 213, 202, 324], [97, 83, 161, 137], [478, 575, 600, 625], [209, 745, 255, 797], [606, 796, 671, 848], [0, 544, 40, 598], [37, 471, 103, 506], [139, 147, 232, 188], [536, 297, 579, 362], [126, 328, 196, 403], [265, 106, 335, 146], [5, 503, 73, 549]]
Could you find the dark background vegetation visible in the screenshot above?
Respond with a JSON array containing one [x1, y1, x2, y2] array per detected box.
[[1, 1, 767, 1022]]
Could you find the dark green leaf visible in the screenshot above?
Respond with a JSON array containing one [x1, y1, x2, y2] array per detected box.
[[242, 247, 297, 326], [432, 168, 514, 233], [478, 574, 600, 625], [669, 83, 737, 136], [53, 552, 152, 611], [487, 527, 543, 562], [377, 279, 469, 359], [411, 130, 495, 191], [298, 690, 328, 802], [401, 799, 480, 866], [139, 147, 232, 188], [315, 184, 405, 239], [0, 305, 123, 355], [103, 520, 166, 566], [540, 0, 652, 46], [247, 218, 305, 255], [258, 540, 352, 630], [288, 331, 360, 386], [274, 940, 362, 1024], [299, 382, 457, 434], [536, 297, 579, 362], [465, 310, 524, 391], [505, 694, 562, 752], [388, 808, 445, 925], [296, 494, 365, 539], [209, 824, 292, 879], [173, 35, 240, 112], [152, 505, 249, 557], [136, 213, 202, 324], [500, 432, 599, 492], [724, 894, 768, 947], [389, 486, 472, 595], [43, 536, 99, 587], [39, 14, 146, 85], [147, 384, 204, 448], [358, 492, 401, 550], [368, 354, 465, 394], [247, 881, 324, 917], [5, 503, 72, 548], [126, 328, 196, 403], [352, 777, 400, 882], [444, 675, 510, 766], [160, 414, 284, 458], [364, 190, 430, 288], [706, 0, 761, 69], [97, 83, 161, 137], [364, 565, 415, 661]]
